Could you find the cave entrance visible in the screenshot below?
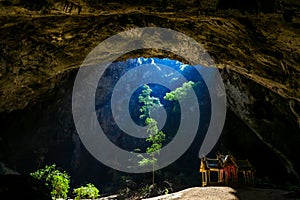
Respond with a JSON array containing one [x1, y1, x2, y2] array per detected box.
[[0, 57, 292, 193], [95, 57, 212, 153]]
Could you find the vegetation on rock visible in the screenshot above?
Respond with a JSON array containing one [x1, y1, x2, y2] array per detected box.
[[73, 183, 100, 200], [30, 164, 70, 199]]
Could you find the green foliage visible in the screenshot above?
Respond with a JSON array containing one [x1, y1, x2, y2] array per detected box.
[[73, 183, 99, 200], [138, 123, 165, 167], [138, 84, 161, 120], [164, 188, 169, 195], [164, 81, 195, 101], [138, 85, 166, 185], [138, 118, 166, 185], [144, 118, 165, 157], [30, 164, 70, 199], [137, 81, 197, 185], [140, 184, 155, 198]]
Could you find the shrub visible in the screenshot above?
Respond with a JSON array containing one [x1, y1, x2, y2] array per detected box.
[[30, 164, 70, 199], [73, 183, 100, 200], [140, 184, 152, 198]]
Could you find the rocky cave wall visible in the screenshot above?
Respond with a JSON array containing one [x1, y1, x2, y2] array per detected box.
[[0, 0, 299, 185]]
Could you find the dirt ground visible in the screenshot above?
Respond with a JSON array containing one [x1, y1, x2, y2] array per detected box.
[[143, 187, 298, 200]]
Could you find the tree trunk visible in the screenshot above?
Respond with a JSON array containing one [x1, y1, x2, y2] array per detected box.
[[152, 158, 155, 185]]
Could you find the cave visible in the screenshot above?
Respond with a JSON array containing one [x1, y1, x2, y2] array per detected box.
[[0, 56, 298, 191], [0, 0, 299, 198]]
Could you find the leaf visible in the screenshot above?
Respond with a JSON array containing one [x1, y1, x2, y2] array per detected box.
[[164, 81, 196, 101]]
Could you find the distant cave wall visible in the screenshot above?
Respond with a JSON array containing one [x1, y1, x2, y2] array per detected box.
[[221, 66, 300, 182], [0, 72, 113, 187]]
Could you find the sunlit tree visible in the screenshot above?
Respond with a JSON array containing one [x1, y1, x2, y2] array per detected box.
[[138, 84, 165, 186]]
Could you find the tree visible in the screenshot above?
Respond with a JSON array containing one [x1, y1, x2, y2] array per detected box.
[[137, 81, 197, 185], [138, 118, 166, 186], [138, 84, 165, 186]]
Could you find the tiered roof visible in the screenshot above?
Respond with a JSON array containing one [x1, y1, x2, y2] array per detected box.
[[201, 154, 254, 171]]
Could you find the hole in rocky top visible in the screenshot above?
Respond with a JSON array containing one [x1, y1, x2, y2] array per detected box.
[[95, 57, 211, 152]]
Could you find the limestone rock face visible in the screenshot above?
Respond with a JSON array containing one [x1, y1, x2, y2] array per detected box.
[[0, 0, 299, 185]]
